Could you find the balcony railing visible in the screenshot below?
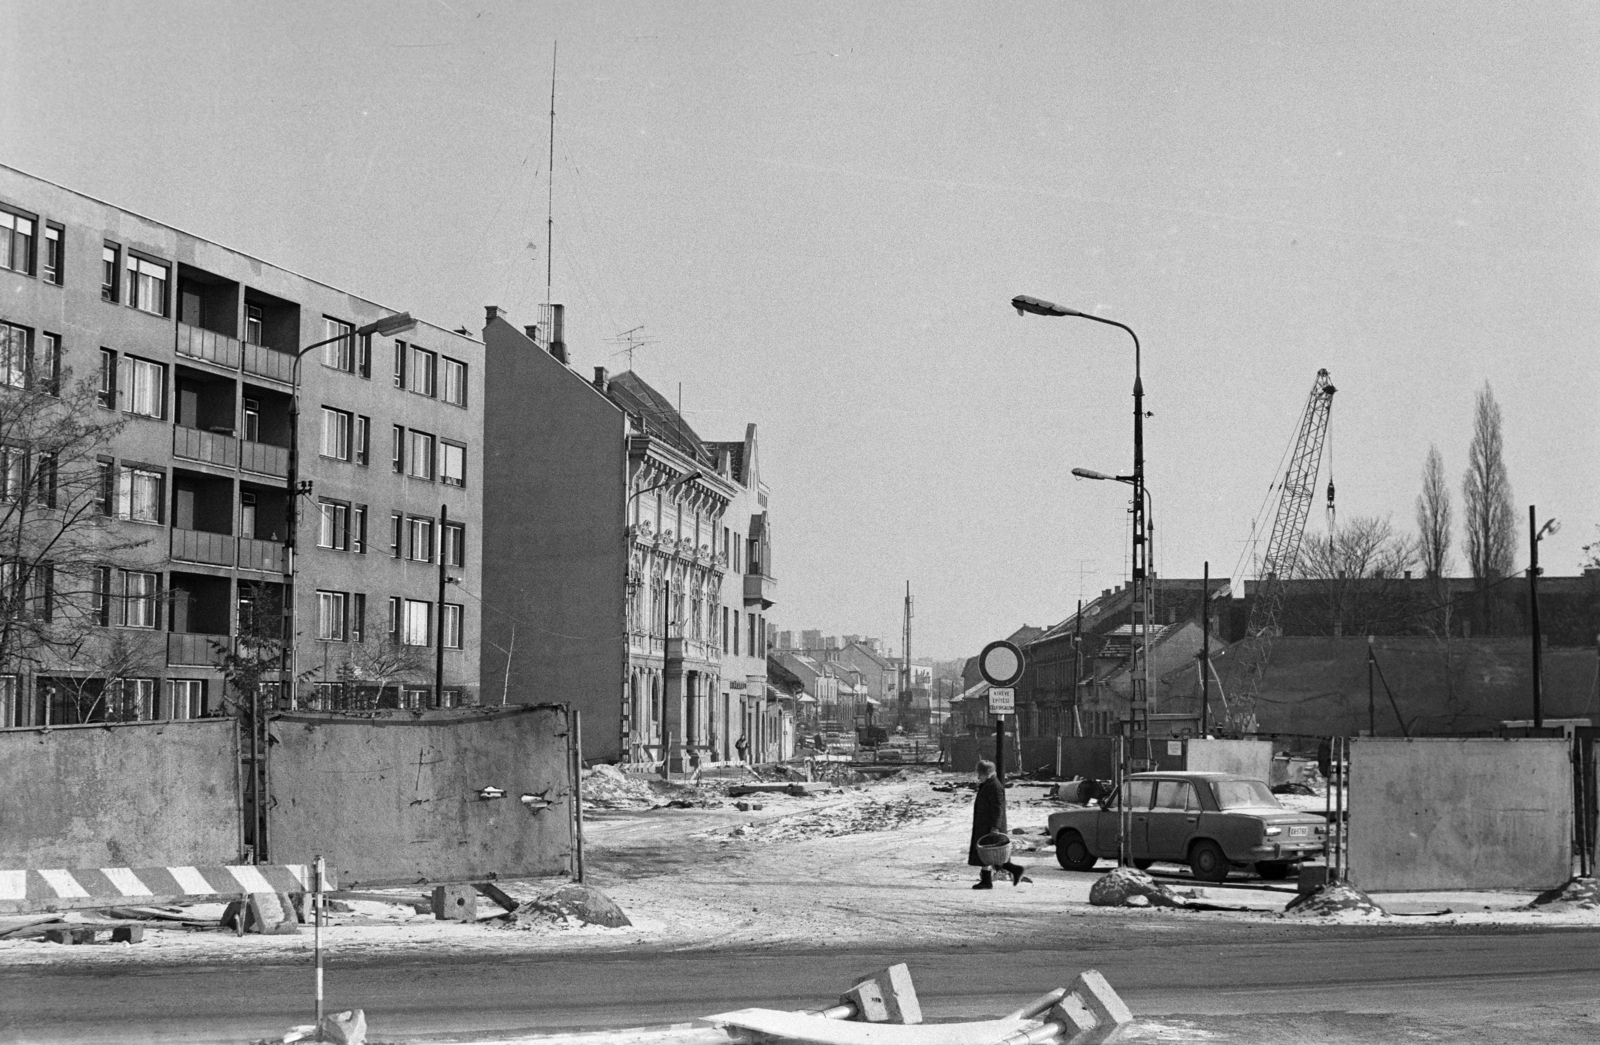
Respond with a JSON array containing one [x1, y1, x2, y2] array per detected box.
[[665, 636, 720, 665], [238, 536, 286, 573], [171, 527, 235, 567], [242, 342, 295, 383], [176, 323, 243, 370], [167, 631, 229, 667], [173, 425, 239, 468], [240, 440, 288, 477]]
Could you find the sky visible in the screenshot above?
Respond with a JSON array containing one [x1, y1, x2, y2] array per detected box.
[[3, 1, 1597, 659]]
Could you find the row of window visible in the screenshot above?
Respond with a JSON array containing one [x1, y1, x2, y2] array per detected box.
[[319, 409, 467, 486], [0, 676, 209, 729], [316, 501, 467, 566], [317, 319, 468, 408], [0, 321, 61, 394], [315, 589, 464, 649], [722, 606, 768, 658]]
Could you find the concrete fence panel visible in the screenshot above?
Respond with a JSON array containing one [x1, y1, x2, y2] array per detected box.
[[267, 706, 574, 888], [1349, 737, 1572, 892], [1184, 739, 1275, 781], [0, 719, 241, 869]]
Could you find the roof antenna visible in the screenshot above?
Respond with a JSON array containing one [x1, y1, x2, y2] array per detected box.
[[544, 41, 557, 311]]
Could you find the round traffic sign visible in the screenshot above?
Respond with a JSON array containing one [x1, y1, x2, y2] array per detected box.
[[978, 640, 1025, 688]]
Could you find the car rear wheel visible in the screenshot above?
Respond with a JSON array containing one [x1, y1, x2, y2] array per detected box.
[[1055, 830, 1097, 872], [1188, 840, 1229, 883], [1256, 860, 1292, 880]]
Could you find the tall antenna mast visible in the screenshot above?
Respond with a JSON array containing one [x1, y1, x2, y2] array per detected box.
[[545, 41, 557, 307]]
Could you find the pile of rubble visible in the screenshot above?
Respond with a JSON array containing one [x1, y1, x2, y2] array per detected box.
[[1283, 882, 1388, 919], [580, 764, 663, 809], [1530, 877, 1599, 911], [724, 795, 944, 844]]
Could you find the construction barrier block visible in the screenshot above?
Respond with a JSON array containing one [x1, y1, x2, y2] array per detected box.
[[1048, 992, 1100, 1044], [840, 963, 922, 1024], [1298, 863, 1330, 894], [432, 884, 477, 922], [44, 928, 102, 945], [248, 892, 300, 935], [319, 1008, 367, 1045], [110, 925, 143, 944], [1061, 970, 1133, 1045]]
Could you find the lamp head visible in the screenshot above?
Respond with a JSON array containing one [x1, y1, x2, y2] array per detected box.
[[1071, 467, 1112, 481], [1011, 295, 1080, 318], [357, 312, 417, 338]]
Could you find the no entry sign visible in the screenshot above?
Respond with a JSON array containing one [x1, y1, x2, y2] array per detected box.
[[978, 640, 1025, 688]]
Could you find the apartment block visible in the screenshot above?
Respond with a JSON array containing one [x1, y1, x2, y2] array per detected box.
[[0, 166, 482, 725]]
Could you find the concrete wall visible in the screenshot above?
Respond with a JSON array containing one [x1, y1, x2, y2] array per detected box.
[[267, 706, 574, 887], [1349, 737, 1572, 892], [481, 315, 628, 759], [1184, 738, 1274, 781], [0, 720, 240, 867]]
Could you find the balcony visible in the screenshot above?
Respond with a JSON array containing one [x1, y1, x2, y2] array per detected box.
[[176, 323, 243, 370], [242, 342, 295, 384], [240, 440, 288, 477], [743, 571, 776, 609], [168, 632, 229, 667], [665, 636, 720, 666], [171, 528, 235, 568], [173, 425, 239, 469], [238, 537, 286, 573]]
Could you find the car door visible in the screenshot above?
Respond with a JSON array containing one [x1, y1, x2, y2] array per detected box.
[[1099, 778, 1154, 856], [1145, 780, 1199, 860]]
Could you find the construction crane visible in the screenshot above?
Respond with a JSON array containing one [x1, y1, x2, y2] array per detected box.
[[1224, 369, 1336, 733]]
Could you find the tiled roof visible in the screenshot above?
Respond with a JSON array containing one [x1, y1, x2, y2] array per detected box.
[[607, 371, 711, 464]]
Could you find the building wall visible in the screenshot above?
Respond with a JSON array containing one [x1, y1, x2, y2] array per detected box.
[[480, 314, 627, 757], [0, 165, 482, 724]]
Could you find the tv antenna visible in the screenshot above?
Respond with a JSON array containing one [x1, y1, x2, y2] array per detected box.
[[608, 325, 657, 370]]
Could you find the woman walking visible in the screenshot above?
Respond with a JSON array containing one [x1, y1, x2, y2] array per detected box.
[[969, 759, 1030, 888]]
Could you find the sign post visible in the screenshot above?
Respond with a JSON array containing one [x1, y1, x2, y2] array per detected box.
[[977, 641, 1026, 779]]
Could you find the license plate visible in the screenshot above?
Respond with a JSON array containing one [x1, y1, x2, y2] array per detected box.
[[1289, 826, 1309, 837]]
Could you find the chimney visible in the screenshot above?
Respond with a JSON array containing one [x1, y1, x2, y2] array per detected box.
[[549, 303, 567, 364], [484, 305, 503, 325], [592, 366, 608, 392], [524, 324, 540, 344]]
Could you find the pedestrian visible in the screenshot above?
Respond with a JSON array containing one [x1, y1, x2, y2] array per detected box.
[[735, 734, 750, 763], [969, 759, 1030, 888]]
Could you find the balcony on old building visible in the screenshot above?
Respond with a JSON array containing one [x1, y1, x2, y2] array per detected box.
[[743, 568, 776, 609], [665, 635, 720, 665]]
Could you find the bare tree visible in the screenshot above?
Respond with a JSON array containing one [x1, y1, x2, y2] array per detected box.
[[1461, 382, 1516, 631], [1583, 527, 1600, 571], [327, 636, 430, 709], [1286, 516, 1416, 635], [39, 629, 164, 724], [1415, 444, 1453, 579]]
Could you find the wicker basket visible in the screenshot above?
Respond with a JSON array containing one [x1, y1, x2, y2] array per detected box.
[[976, 832, 1012, 867]]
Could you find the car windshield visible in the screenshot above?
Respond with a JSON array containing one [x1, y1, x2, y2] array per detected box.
[[1212, 779, 1282, 810]]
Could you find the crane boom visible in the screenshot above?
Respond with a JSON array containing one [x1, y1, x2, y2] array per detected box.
[[1228, 368, 1336, 732]]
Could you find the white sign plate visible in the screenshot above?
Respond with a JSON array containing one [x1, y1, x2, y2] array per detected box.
[[988, 688, 1015, 714]]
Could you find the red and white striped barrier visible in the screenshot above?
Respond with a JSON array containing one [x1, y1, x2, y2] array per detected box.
[[0, 864, 332, 913]]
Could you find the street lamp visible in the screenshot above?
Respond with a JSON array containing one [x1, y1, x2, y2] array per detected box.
[[1014, 296, 1149, 738], [1529, 506, 1558, 729]]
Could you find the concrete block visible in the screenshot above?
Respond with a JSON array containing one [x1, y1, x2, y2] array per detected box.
[[432, 884, 478, 922], [318, 1008, 367, 1045], [1047, 992, 1100, 1043], [110, 925, 143, 944], [840, 963, 921, 1024], [44, 927, 102, 945], [1298, 863, 1330, 894], [248, 892, 300, 934], [1061, 970, 1132, 1044]]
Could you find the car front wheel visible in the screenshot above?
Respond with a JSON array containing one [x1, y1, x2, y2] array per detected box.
[[1188, 839, 1229, 883], [1256, 860, 1292, 880], [1056, 830, 1098, 872]]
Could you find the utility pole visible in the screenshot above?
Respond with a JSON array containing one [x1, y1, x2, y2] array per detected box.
[[902, 581, 912, 733], [1367, 635, 1376, 736], [436, 503, 449, 707], [1200, 562, 1210, 736], [1530, 505, 1544, 730]]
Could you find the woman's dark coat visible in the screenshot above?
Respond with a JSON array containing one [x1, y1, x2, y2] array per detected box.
[[967, 776, 1008, 866]]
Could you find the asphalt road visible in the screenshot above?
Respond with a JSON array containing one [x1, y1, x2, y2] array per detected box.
[[4, 926, 1599, 1045]]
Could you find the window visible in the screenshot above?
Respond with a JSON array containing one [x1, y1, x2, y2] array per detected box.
[[35, 452, 56, 508], [391, 425, 404, 473], [0, 675, 19, 728], [722, 606, 730, 653], [42, 224, 62, 285], [407, 516, 434, 562], [102, 243, 120, 301], [92, 566, 112, 625], [169, 679, 207, 720], [354, 416, 370, 466], [748, 614, 757, 656], [442, 357, 467, 406], [317, 500, 350, 550], [388, 595, 401, 642], [443, 522, 465, 567], [98, 348, 117, 407], [352, 505, 367, 554], [122, 356, 165, 418], [110, 678, 156, 721], [321, 407, 352, 460], [408, 346, 436, 396], [240, 491, 257, 539], [1153, 781, 1197, 811], [357, 333, 372, 379], [0, 322, 28, 389], [1, 209, 35, 275], [317, 590, 348, 641], [124, 255, 169, 316], [118, 466, 164, 523], [95, 459, 114, 516], [402, 599, 431, 646], [322, 317, 355, 371], [439, 441, 465, 487], [0, 447, 27, 504], [121, 570, 159, 628], [245, 304, 263, 345], [38, 332, 59, 395], [393, 340, 406, 388], [408, 430, 435, 480], [733, 610, 740, 656], [243, 398, 260, 441], [390, 512, 403, 558], [442, 603, 463, 649], [351, 592, 366, 642]]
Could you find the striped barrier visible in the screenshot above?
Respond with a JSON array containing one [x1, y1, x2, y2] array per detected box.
[[0, 864, 334, 914]]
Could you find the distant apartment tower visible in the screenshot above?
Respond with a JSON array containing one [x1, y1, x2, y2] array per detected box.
[[801, 629, 824, 650], [0, 165, 483, 726]]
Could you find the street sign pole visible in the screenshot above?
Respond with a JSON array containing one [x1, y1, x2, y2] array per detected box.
[[977, 642, 1025, 784]]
